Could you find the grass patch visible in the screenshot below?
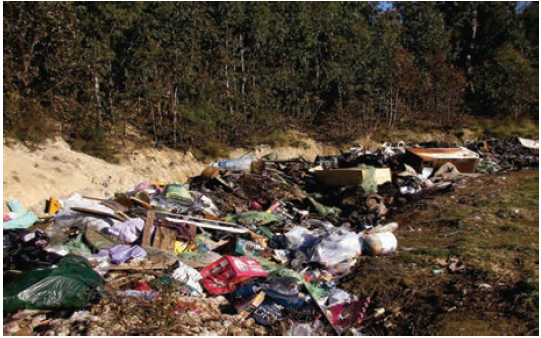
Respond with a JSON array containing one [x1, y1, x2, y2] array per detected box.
[[414, 247, 450, 259], [498, 223, 521, 232], [289, 140, 310, 149], [263, 131, 311, 149], [397, 170, 538, 281], [471, 118, 539, 140], [73, 127, 120, 164], [192, 141, 230, 162]]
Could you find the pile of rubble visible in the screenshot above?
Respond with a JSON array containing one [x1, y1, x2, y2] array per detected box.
[[3, 137, 538, 336]]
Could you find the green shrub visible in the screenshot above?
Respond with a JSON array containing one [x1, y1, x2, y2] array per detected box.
[[74, 127, 119, 163], [193, 141, 230, 162], [3, 95, 52, 147]]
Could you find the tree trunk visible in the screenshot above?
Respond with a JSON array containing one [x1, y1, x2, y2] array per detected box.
[[468, 3, 478, 93], [225, 38, 233, 115], [171, 83, 178, 148], [94, 73, 102, 127], [447, 93, 451, 126], [151, 104, 157, 144], [393, 87, 399, 129], [240, 34, 246, 114], [389, 84, 393, 128], [108, 60, 114, 130]]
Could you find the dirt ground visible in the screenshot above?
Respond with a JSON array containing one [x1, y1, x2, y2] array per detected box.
[[341, 170, 539, 335]]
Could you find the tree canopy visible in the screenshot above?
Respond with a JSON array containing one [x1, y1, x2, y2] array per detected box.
[[3, 1, 538, 155]]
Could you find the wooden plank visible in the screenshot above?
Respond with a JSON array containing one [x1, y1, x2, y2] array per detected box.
[[97, 264, 168, 271], [116, 211, 131, 220], [163, 217, 249, 234], [142, 209, 154, 246], [160, 227, 176, 251], [130, 197, 153, 209], [100, 200, 129, 213], [70, 207, 125, 221], [156, 211, 241, 227]]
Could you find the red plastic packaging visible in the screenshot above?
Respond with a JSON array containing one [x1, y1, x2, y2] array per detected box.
[[200, 255, 268, 295], [330, 297, 371, 328], [133, 280, 152, 291]]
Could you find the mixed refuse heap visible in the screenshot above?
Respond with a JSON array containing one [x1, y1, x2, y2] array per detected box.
[[3, 137, 538, 336]]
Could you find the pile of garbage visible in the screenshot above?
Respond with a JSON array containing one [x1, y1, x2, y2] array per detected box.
[[3, 137, 538, 335]]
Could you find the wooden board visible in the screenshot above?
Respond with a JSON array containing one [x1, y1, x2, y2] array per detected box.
[[163, 217, 249, 234], [152, 226, 176, 251], [130, 197, 153, 209], [142, 209, 154, 246], [70, 207, 125, 221]]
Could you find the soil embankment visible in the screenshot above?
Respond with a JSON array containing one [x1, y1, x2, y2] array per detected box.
[[2, 136, 339, 213]]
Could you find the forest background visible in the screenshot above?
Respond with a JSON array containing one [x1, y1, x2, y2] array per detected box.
[[3, 1, 539, 161]]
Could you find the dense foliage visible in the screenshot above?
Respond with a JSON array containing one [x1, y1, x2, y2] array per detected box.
[[3, 1, 539, 154]]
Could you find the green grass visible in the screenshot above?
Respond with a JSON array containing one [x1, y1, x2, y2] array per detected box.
[[470, 118, 539, 140], [289, 140, 310, 149], [192, 141, 230, 162], [400, 171, 538, 280], [261, 131, 310, 149]]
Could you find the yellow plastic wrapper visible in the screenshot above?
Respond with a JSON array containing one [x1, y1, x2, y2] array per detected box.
[[174, 241, 197, 255]]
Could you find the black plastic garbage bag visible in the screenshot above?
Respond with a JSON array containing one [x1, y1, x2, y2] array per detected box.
[[3, 254, 103, 313], [4, 229, 63, 271]]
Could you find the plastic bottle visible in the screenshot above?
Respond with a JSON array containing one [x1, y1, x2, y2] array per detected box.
[[210, 157, 258, 171]]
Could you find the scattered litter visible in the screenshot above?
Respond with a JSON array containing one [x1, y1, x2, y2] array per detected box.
[[2, 137, 537, 335]]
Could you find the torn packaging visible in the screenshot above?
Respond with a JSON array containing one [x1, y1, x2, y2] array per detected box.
[[200, 256, 268, 295]]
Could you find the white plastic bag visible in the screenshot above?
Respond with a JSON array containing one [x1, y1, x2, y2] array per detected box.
[[310, 230, 362, 268], [54, 194, 119, 231], [172, 261, 204, 296], [285, 227, 320, 251]]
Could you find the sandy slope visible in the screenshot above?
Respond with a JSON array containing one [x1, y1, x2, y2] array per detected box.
[[2, 136, 337, 213]]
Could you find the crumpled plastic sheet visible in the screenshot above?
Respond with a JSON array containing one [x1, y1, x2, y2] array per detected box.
[[172, 261, 204, 296], [3, 199, 38, 229], [105, 218, 146, 244], [327, 287, 355, 307], [3, 255, 103, 312], [285, 226, 362, 269], [3, 212, 39, 229], [310, 228, 362, 268], [99, 245, 147, 265], [54, 194, 120, 231], [286, 319, 325, 335], [284, 227, 321, 251]]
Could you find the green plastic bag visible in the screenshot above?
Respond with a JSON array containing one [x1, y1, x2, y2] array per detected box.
[[3, 255, 104, 312], [165, 184, 193, 205], [359, 165, 378, 194]]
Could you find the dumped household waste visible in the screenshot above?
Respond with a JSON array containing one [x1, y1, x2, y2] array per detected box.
[[3, 137, 538, 335]]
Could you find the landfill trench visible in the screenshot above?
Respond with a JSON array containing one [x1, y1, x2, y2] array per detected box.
[[3, 137, 539, 336]]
